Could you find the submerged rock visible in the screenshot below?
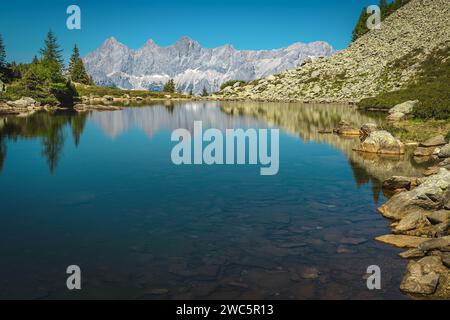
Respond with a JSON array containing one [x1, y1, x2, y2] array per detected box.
[[300, 267, 320, 280], [353, 131, 405, 155]]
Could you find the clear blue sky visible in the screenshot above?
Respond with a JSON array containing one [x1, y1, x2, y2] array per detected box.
[[0, 0, 377, 63]]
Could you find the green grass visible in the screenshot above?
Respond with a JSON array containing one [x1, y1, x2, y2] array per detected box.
[[220, 80, 248, 91], [358, 45, 450, 120]]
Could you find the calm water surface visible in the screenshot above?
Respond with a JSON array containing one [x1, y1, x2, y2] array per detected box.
[[0, 102, 430, 299]]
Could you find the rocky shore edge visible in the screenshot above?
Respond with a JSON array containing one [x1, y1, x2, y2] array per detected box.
[[321, 119, 450, 299], [0, 94, 207, 116]]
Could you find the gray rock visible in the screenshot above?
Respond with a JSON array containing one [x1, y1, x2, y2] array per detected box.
[[400, 256, 442, 295], [399, 248, 426, 259], [353, 130, 405, 155], [7, 97, 37, 108], [414, 147, 437, 157], [394, 211, 431, 232], [442, 253, 450, 268], [382, 176, 418, 191], [389, 100, 418, 115], [420, 135, 447, 148], [378, 169, 450, 220], [438, 144, 450, 158], [360, 123, 378, 136], [387, 112, 406, 122], [418, 236, 450, 252], [427, 210, 450, 224], [375, 234, 429, 248]]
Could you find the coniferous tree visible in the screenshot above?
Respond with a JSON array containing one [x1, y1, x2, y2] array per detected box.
[[379, 0, 389, 18], [352, 8, 370, 42], [39, 31, 64, 82], [0, 33, 6, 68], [201, 86, 208, 97], [163, 79, 176, 93], [69, 45, 92, 84], [69, 45, 80, 73]]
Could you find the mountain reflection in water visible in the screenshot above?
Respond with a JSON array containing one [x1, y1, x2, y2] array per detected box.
[[0, 102, 432, 299]]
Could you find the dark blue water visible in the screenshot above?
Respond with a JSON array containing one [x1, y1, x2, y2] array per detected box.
[[0, 102, 420, 299]]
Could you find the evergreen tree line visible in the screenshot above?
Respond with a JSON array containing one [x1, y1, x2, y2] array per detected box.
[[163, 78, 209, 97], [0, 31, 93, 106], [352, 0, 411, 42]]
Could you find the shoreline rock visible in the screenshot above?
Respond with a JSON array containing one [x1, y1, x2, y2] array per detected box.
[[377, 168, 450, 299], [353, 130, 405, 155]]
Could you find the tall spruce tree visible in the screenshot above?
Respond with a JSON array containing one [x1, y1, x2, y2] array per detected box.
[[163, 79, 176, 93], [201, 86, 208, 97], [69, 45, 92, 84], [69, 45, 80, 72], [40, 31, 64, 81], [352, 7, 373, 42], [0, 33, 6, 68]]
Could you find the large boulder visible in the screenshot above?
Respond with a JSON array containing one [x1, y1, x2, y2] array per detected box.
[[394, 211, 431, 233], [7, 97, 37, 109], [438, 144, 450, 158], [353, 130, 405, 155], [420, 135, 447, 148], [389, 100, 419, 115], [400, 256, 444, 295], [378, 169, 450, 220]]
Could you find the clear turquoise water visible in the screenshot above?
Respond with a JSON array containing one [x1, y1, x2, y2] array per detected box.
[[0, 102, 416, 299]]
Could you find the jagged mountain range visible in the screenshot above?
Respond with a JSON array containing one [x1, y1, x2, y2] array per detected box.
[[83, 37, 335, 94]]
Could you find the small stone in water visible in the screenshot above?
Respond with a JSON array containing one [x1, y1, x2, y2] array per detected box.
[[340, 237, 368, 245], [145, 288, 169, 295], [300, 267, 320, 280]]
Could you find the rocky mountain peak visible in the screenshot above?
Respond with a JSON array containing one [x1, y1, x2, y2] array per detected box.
[[84, 37, 335, 94]]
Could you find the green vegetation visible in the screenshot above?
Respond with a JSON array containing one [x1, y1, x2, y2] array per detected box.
[[74, 83, 186, 99], [163, 79, 176, 93], [201, 86, 209, 97], [1, 31, 183, 108], [69, 45, 93, 85], [220, 80, 247, 90], [386, 119, 450, 142], [358, 45, 450, 120], [0, 31, 77, 106], [352, 0, 411, 41]]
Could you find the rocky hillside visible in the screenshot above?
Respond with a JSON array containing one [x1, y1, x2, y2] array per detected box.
[[83, 37, 334, 94], [217, 0, 450, 103]]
